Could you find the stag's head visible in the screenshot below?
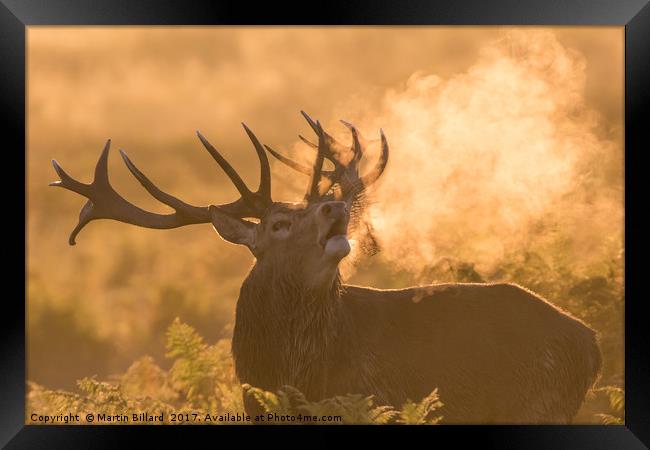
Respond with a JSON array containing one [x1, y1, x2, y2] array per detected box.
[[216, 199, 351, 288], [50, 111, 389, 289]]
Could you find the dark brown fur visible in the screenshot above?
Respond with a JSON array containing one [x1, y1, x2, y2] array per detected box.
[[233, 273, 601, 424]]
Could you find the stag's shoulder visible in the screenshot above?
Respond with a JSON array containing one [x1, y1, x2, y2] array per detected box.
[[341, 281, 535, 304], [341, 282, 577, 320]]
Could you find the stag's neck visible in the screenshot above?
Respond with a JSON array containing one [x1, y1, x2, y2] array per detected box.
[[232, 265, 346, 399]]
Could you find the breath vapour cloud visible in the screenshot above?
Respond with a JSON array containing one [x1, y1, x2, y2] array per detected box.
[[326, 31, 623, 279]]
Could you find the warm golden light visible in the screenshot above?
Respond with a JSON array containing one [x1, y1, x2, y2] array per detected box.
[[27, 26, 623, 424]]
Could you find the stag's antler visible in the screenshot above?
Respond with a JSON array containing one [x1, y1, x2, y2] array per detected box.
[[50, 125, 272, 245], [264, 111, 389, 256], [263, 111, 389, 204]]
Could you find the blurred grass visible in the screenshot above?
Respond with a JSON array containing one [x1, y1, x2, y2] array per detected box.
[[27, 318, 622, 424], [27, 318, 445, 425], [26, 318, 443, 424]]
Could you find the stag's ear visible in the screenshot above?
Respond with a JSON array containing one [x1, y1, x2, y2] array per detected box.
[[209, 205, 257, 253]]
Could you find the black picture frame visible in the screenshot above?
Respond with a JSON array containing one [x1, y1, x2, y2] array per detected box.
[[3, 0, 648, 447]]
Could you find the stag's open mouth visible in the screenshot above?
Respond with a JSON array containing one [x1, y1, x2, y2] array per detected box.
[[319, 217, 349, 249]]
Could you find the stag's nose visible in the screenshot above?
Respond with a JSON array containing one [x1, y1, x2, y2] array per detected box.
[[319, 201, 348, 219]]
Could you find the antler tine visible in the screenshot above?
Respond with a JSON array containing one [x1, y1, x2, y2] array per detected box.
[[241, 123, 271, 201], [119, 149, 205, 213], [49, 139, 115, 195], [196, 131, 254, 201], [93, 138, 111, 187], [345, 128, 390, 198], [300, 110, 320, 135], [264, 143, 338, 184], [50, 159, 90, 195], [305, 121, 328, 201], [300, 111, 345, 163], [68, 200, 95, 246], [364, 128, 390, 185], [298, 135, 317, 149], [339, 120, 364, 161], [197, 129, 272, 216], [264, 144, 312, 176]]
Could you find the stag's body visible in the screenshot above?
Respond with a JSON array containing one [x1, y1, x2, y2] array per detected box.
[[52, 111, 601, 424], [234, 274, 601, 424]]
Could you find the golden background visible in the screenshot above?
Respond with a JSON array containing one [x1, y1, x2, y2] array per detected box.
[[27, 27, 623, 407]]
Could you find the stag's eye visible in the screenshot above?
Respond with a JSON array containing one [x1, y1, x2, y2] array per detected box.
[[272, 220, 291, 232]]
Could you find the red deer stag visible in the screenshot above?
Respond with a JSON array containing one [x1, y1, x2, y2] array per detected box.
[[50, 111, 601, 424]]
